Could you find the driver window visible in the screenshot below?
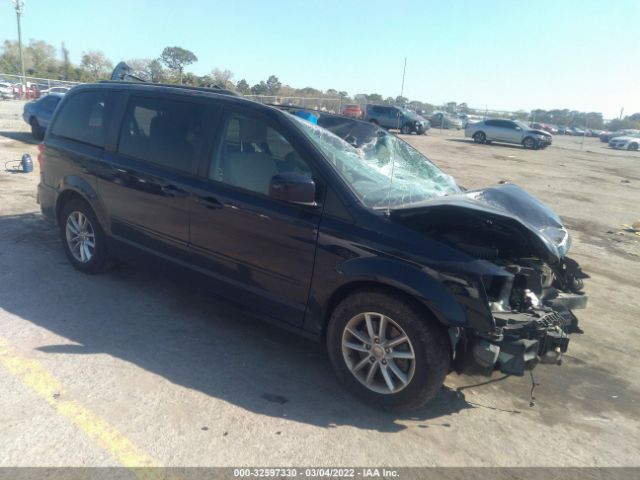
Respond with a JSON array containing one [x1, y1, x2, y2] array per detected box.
[[210, 113, 312, 195]]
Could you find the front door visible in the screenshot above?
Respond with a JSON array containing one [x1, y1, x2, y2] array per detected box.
[[188, 110, 322, 326]]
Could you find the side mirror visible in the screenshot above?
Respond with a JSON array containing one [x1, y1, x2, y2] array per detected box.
[[269, 172, 316, 206]]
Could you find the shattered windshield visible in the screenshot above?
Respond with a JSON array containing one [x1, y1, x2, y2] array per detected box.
[[292, 116, 460, 209]]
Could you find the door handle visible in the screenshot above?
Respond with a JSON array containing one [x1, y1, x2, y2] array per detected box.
[[195, 195, 223, 210], [161, 184, 189, 198]]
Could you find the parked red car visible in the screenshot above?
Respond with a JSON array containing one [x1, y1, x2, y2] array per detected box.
[[342, 104, 363, 118]]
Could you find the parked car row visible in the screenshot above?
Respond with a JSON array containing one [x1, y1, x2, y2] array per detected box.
[[0, 80, 70, 100]]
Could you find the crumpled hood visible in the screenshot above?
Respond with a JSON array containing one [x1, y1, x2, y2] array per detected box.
[[390, 183, 571, 262], [528, 129, 552, 137]]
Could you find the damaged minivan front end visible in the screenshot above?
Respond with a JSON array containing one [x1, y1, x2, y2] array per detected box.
[[390, 183, 588, 377], [295, 111, 587, 384]]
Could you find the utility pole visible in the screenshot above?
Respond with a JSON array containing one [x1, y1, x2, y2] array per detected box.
[[11, 0, 27, 92], [400, 57, 407, 99]]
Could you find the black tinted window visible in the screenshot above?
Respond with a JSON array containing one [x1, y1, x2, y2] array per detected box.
[[118, 96, 207, 175], [485, 119, 498, 126], [51, 91, 107, 147]]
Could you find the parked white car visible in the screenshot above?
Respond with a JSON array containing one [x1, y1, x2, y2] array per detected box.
[[0, 82, 15, 99], [608, 135, 640, 151], [465, 118, 553, 149]]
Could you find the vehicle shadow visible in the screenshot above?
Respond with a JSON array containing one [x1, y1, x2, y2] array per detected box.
[[446, 138, 528, 150], [0, 130, 38, 145], [0, 212, 477, 433]]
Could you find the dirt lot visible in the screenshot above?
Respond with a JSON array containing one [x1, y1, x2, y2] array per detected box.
[[1, 101, 639, 468]]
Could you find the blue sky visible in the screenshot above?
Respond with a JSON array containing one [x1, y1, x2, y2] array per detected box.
[[2, 0, 639, 117]]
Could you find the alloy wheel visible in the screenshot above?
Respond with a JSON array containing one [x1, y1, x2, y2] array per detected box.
[[342, 312, 416, 394], [65, 211, 95, 263]]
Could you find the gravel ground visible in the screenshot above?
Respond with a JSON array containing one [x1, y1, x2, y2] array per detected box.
[[0, 104, 639, 468]]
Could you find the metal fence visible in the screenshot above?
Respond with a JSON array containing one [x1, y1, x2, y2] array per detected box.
[[0, 73, 82, 100], [243, 95, 343, 114]]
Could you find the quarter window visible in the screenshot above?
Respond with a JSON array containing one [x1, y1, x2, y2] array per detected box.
[[209, 113, 311, 195], [118, 96, 208, 175], [51, 91, 108, 147]]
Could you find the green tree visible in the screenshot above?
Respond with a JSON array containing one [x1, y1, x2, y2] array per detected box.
[[236, 78, 250, 94], [266, 75, 281, 95], [80, 50, 113, 80], [160, 46, 197, 83], [365, 93, 383, 102], [210, 68, 234, 89], [251, 81, 268, 95]]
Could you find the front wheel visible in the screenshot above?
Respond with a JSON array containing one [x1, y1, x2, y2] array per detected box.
[[327, 289, 450, 412], [522, 137, 537, 149], [473, 131, 486, 144], [629, 142, 639, 151]]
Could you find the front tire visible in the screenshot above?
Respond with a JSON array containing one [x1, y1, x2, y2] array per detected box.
[[473, 131, 486, 144], [59, 198, 111, 273], [629, 142, 639, 151], [327, 289, 450, 412], [523, 137, 536, 149]]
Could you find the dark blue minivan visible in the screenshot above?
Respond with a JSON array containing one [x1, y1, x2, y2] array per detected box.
[[37, 81, 587, 411]]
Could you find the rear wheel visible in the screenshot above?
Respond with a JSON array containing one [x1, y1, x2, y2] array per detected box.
[[327, 289, 450, 412], [473, 131, 486, 144], [59, 198, 111, 273], [400, 123, 412, 135], [30, 118, 43, 140]]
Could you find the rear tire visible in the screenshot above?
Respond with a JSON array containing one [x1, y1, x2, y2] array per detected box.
[[473, 131, 486, 144], [59, 198, 111, 273], [327, 289, 450, 412], [30, 118, 43, 140], [400, 123, 412, 135]]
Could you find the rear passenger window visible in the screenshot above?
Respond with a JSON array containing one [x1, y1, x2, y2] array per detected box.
[[51, 91, 108, 147], [118, 96, 207, 175]]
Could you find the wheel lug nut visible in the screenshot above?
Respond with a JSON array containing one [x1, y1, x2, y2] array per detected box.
[[385, 348, 390, 353], [374, 338, 379, 344], [365, 345, 371, 350], [381, 360, 387, 365], [369, 357, 375, 363]]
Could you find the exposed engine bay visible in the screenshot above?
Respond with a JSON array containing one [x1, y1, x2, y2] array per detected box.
[[389, 184, 588, 377]]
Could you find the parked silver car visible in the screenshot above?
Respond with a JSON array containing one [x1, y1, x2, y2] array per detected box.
[[465, 119, 552, 149]]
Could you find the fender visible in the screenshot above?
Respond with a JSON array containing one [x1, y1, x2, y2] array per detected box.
[[56, 175, 109, 233], [305, 254, 495, 336]]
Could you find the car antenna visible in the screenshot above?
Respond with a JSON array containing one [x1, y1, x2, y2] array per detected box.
[[386, 137, 396, 216]]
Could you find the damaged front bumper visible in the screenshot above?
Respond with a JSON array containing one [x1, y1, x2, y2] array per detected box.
[[471, 306, 583, 376], [457, 257, 588, 377]]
